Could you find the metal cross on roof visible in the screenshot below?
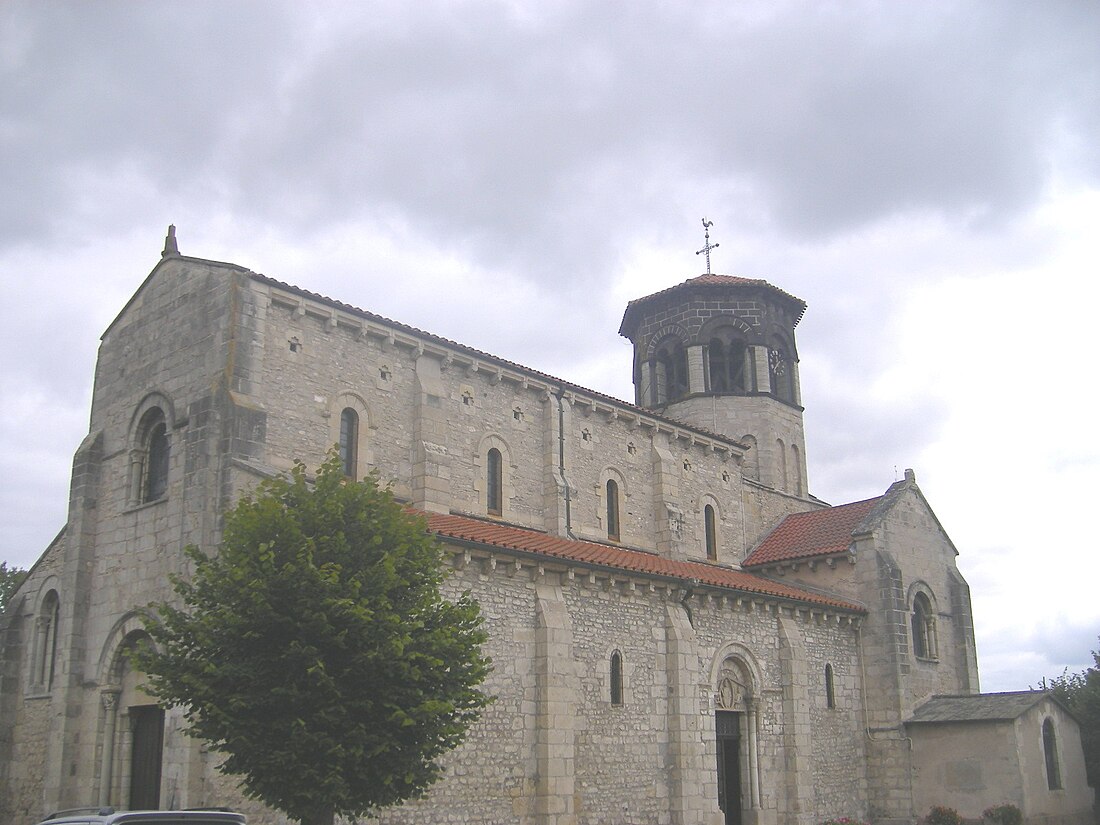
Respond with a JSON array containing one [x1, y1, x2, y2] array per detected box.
[[696, 218, 719, 274]]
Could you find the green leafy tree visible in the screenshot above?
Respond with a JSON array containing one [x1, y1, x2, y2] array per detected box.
[[1037, 637, 1100, 789], [134, 455, 491, 825], [0, 562, 28, 613]]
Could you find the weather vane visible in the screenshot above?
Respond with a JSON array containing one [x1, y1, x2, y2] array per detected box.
[[696, 218, 719, 274]]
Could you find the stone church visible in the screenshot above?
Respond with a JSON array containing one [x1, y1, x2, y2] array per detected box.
[[1, 230, 1093, 825]]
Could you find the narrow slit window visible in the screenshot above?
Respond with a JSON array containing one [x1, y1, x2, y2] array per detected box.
[[704, 504, 717, 560], [141, 410, 169, 503], [606, 479, 620, 542], [825, 663, 835, 709], [487, 448, 503, 516], [1043, 718, 1062, 789], [339, 408, 359, 478], [610, 650, 623, 706]]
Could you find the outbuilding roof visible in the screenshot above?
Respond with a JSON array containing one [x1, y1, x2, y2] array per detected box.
[[907, 691, 1062, 724]]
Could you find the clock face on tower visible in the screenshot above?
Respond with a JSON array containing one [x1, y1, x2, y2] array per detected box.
[[769, 349, 786, 376]]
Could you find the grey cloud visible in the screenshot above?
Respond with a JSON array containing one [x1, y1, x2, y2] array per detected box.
[[6, 0, 1097, 288]]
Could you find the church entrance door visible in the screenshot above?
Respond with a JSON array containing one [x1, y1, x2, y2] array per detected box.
[[129, 705, 164, 809], [716, 710, 743, 825]]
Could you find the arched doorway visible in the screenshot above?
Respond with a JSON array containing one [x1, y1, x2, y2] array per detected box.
[[713, 656, 760, 825], [99, 628, 165, 809]]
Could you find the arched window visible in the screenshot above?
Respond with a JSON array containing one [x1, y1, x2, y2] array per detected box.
[[911, 592, 936, 660], [825, 663, 836, 709], [707, 330, 748, 393], [704, 504, 717, 560], [34, 590, 60, 691], [139, 409, 169, 503], [606, 479, 620, 541], [1043, 718, 1062, 789], [610, 650, 623, 706], [339, 407, 359, 478], [654, 340, 688, 404], [487, 448, 503, 517]]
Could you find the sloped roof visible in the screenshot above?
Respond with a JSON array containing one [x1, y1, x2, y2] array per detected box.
[[619, 273, 807, 337], [421, 510, 863, 612], [907, 691, 1059, 724], [742, 496, 882, 567]]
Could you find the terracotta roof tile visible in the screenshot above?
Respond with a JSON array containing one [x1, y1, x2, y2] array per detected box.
[[421, 510, 863, 612], [742, 497, 882, 567]]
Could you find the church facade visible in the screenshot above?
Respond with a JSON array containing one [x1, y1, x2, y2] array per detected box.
[[0, 232, 1093, 825]]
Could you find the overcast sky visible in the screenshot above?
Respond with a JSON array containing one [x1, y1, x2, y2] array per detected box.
[[2, 1, 1098, 692]]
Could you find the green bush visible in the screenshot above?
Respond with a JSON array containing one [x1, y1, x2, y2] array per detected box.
[[925, 806, 963, 825], [982, 804, 1022, 825]]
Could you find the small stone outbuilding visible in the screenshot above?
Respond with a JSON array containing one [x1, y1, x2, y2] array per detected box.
[[907, 692, 1093, 825]]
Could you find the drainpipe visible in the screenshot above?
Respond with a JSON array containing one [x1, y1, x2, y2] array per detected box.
[[554, 389, 576, 539]]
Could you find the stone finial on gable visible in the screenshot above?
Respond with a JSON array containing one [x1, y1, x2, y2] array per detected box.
[[904, 468, 916, 483], [162, 224, 179, 258]]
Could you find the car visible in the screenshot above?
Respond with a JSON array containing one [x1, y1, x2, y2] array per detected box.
[[36, 809, 246, 825]]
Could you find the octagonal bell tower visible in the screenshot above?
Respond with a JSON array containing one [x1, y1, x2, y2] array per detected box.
[[618, 274, 809, 496]]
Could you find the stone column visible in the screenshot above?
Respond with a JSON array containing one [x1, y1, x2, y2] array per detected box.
[[650, 433, 683, 558], [665, 603, 724, 825], [753, 347, 772, 394], [686, 345, 706, 395], [534, 583, 577, 825], [98, 691, 120, 806], [745, 698, 760, 810], [412, 355, 451, 514], [778, 615, 815, 825]]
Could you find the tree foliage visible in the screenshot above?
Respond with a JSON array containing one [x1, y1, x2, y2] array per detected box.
[[134, 455, 491, 825], [0, 562, 28, 613], [1036, 637, 1100, 789]]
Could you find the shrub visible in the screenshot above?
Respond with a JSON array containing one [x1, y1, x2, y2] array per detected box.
[[982, 804, 1022, 825], [925, 807, 963, 825]]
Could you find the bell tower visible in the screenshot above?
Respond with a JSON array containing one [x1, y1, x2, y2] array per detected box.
[[618, 273, 810, 496]]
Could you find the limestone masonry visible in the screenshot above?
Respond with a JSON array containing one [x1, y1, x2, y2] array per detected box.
[[0, 231, 1093, 825]]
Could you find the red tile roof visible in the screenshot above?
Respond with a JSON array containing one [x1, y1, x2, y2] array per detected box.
[[421, 510, 863, 612], [619, 273, 807, 337], [742, 497, 882, 567]]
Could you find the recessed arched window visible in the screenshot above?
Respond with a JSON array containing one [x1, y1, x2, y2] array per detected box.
[[704, 504, 717, 560], [911, 592, 936, 660], [654, 339, 688, 404], [140, 409, 169, 503], [339, 407, 359, 478], [707, 329, 748, 393], [35, 590, 60, 691], [487, 448, 503, 517], [1043, 717, 1062, 789], [606, 479, 621, 542], [825, 663, 836, 709], [610, 650, 623, 706]]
